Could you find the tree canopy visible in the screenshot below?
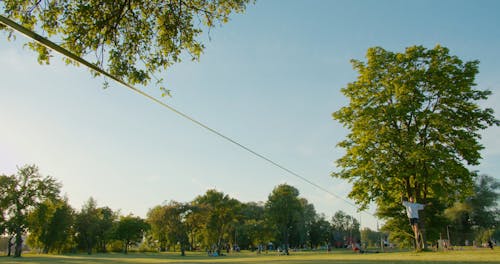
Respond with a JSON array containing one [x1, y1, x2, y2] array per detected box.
[[332, 45, 499, 248], [0, 0, 253, 88]]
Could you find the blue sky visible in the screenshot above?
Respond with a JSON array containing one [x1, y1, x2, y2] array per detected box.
[[1, 0, 499, 230]]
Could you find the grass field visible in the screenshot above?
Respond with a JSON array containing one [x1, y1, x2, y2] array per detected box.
[[0, 248, 498, 264]]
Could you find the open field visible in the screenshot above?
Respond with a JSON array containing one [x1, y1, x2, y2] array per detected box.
[[0, 248, 498, 264]]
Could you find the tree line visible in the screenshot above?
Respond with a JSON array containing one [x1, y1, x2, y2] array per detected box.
[[0, 165, 363, 257], [1, 165, 498, 258]]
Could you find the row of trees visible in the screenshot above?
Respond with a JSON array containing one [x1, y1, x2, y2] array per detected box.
[[0, 166, 150, 257], [1, 0, 253, 89], [2, 165, 498, 257], [0, 165, 368, 257]]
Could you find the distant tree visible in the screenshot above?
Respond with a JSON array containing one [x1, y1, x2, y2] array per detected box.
[[147, 205, 169, 251], [74, 198, 119, 254], [0, 165, 61, 257], [291, 198, 316, 248], [445, 175, 499, 245], [1, 0, 253, 88], [193, 190, 241, 255], [183, 203, 204, 251], [308, 214, 331, 249], [27, 198, 74, 253], [265, 184, 302, 255], [468, 175, 499, 228], [114, 214, 149, 254], [332, 45, 499, 250], [95, 206, 118, 253], [0, 175, 9, 233], [330, 210, 360, 247], [360, 228, 376, 248], [236, 202, 272, 251], [74, 198, 100, 254], [159, 201, 190, 255], [0, 174, 16, 257]]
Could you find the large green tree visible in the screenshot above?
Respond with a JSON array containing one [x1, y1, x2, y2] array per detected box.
[[0, 0, 252, 87], [332, 45, 499, 249], [0, 165, 61, 257]]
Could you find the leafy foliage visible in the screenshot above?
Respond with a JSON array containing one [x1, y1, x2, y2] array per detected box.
[[1, 0, 253, 87]]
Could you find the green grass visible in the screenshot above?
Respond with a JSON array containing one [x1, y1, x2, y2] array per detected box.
[[0, 248, 498, 264]]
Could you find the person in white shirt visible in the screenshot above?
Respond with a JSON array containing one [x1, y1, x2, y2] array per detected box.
[[402, 196, 426, 247]]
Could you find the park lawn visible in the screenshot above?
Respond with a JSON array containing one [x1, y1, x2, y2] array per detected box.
[[0, 248, 498, 264]]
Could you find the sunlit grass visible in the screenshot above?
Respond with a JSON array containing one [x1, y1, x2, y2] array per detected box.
[[0, 248, 498, 263]]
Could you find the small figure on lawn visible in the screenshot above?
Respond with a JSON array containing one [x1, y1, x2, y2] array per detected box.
[[402, 195, 429, 250]]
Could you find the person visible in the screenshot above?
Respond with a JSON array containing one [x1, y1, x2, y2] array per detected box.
[[402, 195, 427, 249], [487, 240, 494, 250], [352, 240, 363, 253]]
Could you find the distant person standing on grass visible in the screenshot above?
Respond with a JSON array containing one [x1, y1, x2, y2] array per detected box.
[[402, 195, 428, 248]]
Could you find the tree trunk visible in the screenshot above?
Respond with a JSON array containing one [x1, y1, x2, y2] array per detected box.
[[160, 241, 166, 252], [283, 229, 290, 255], [101, 241, 107, 253], [7, 236, 14, 257], [14, 228, 23, 257], [86, 239, 92, 255], [123, 240, 129, 254]]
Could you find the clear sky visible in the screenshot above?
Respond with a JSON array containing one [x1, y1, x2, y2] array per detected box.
[[1, 0, 499, 230]]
